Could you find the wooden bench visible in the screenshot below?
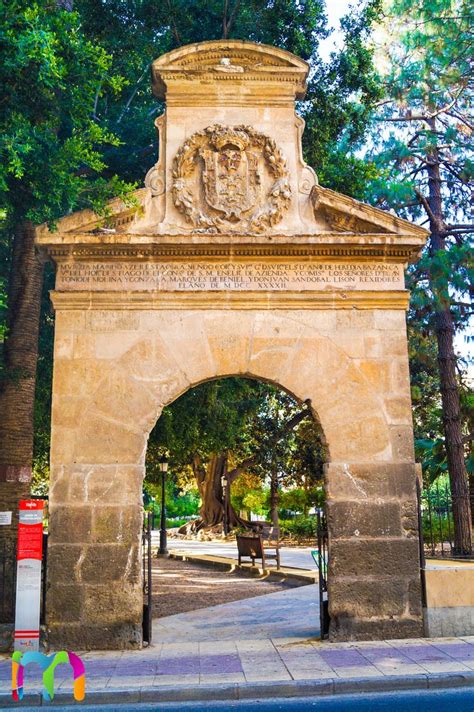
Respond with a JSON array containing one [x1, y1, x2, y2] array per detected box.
[[236, 532, 281, 570]]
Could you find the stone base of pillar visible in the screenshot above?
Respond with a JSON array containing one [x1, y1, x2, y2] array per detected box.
[[325, 462, 424, 641], [47, 622, 142, 650]]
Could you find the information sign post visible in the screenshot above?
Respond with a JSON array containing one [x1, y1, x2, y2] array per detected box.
[[14, 500, 44, 652]]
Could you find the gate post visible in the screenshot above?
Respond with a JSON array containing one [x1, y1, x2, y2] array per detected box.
[[325, 462, 424, 640]]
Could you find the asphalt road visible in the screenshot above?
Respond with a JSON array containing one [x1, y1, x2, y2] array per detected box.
[[6, 688, 474, 711], [153, 536, 318, 570]]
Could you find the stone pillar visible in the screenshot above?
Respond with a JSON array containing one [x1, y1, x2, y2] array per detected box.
[[46, 464, 144, 649], [325, 462, 423, 640], [45, 310, 146, 649]]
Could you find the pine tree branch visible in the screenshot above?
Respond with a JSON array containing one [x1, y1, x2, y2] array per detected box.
[[414, 188, 438, 226], [446, 111, 473, 131], [165, 0, 182, 45], [225, 0, 241, 37], [441, 162, 472, 186], [116, 63, 151, 125]]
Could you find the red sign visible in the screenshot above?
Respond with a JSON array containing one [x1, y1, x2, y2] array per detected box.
[[17, 501, 44, 561], [19, 500, 44, 511], [15, 501, 45, 652]]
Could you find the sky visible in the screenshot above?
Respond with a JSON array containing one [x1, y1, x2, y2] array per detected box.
[[319, 0, 350, 59]]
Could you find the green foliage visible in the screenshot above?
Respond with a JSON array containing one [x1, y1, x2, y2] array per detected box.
[[77, 0, 383, 194], [147, 376, 326, 520], [367, 0, 473, 484], [280, 515, 318, 539], [0, 1, 135, 225], [241, 488, 269, 517], [143, 479, 200, 518], [368, 0, 473, 322], [148, 378, 272, 476], [279, 486, 324, 515], [6, 0, 384, 483], [302, 0, 384, 198]]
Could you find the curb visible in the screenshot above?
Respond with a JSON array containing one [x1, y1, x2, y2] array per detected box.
[[168, 551, 317, 585], [2, 671, 474, 706]]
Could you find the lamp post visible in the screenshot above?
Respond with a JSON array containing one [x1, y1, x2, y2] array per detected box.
[[158, 455, 169, 556], [221, 475, 229, 536]]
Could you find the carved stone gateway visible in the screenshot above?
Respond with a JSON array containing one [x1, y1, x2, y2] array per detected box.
[[37, 40, 428, 649]]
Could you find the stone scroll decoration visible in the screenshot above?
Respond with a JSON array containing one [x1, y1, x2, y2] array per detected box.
[[172, 124, 291, 233]]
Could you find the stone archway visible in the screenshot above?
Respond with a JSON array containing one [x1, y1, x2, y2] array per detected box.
[[38, 40, 428, 649]]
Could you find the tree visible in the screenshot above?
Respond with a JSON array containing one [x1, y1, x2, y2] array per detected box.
[[0, 2, 136, 575], [146, 377, 324, 532], [77, 0, 383, 191], [369, 0, 473, 552], [2, 0, 384, 515]]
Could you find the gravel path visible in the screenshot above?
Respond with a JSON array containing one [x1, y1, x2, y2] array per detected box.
[[151, 556, 304, 618]]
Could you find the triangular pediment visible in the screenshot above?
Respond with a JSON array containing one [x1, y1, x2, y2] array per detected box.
[[311, 185, 428, 238], [151, 40, 309, 99], [35, 189, 147, 239]]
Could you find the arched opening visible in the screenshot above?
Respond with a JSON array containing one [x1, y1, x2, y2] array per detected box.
[[146, 375, 326, 534], [144, 375, 327, 642]]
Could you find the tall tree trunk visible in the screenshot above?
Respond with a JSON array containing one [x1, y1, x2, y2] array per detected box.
[[270, 472, 279, 530], [0, 221, 44, 620], [188, 453, 249, 532], [425, 124, 472, 554]]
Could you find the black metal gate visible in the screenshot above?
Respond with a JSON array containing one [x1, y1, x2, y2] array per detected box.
[[316, 510, 330, 639], [416, 479, 427, 608], [142, 512, 153, 644]]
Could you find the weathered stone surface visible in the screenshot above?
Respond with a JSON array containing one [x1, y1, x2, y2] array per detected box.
[[48, 506, 92, 544], [329, 615, 424, 641], [329, 539, 420, 579], [39, 39, 426, 648], [0, 624, 13, 653], [325, 463, 417, 500], [46, 585, 83, 623], [82, 583, 143, 625], [81, 544, 136, 583], [47, 544, 83, 582], [327, 501, 402, 538], [91, 506, 142, 546], [328, 578, 418, 618], [48, 622, 142, 650]]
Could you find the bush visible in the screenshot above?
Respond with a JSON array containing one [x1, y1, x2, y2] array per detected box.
[[165, 518, 189, 529], [280, 515, 317, 539]]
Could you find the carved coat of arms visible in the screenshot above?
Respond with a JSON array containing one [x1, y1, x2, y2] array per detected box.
[[172, 125, 291, 233]]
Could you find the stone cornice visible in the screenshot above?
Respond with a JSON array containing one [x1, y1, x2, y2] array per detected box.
[[41, 241, 423, 264], [51, 289, 409, 311], [151, 41, 309, 100]]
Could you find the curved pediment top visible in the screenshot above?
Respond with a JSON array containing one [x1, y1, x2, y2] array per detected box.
[[152, 40, 309, 99]]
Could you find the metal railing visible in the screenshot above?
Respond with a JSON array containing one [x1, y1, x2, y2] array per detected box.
[[419, 482, 473, 559], [316, 510, 329, 639], [142, 513, 153, 645]]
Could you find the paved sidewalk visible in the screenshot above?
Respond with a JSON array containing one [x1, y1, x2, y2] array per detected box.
[[2, 633, 474, 705], [3, 580, 474, 707], [154, 584, 319, 642], [160, 537, 318, 571]]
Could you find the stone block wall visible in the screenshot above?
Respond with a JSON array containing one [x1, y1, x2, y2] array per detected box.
[[46, 306, 423, 648]]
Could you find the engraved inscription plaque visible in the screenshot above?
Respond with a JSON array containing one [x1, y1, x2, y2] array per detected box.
[[56, 262, 404, 292]]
